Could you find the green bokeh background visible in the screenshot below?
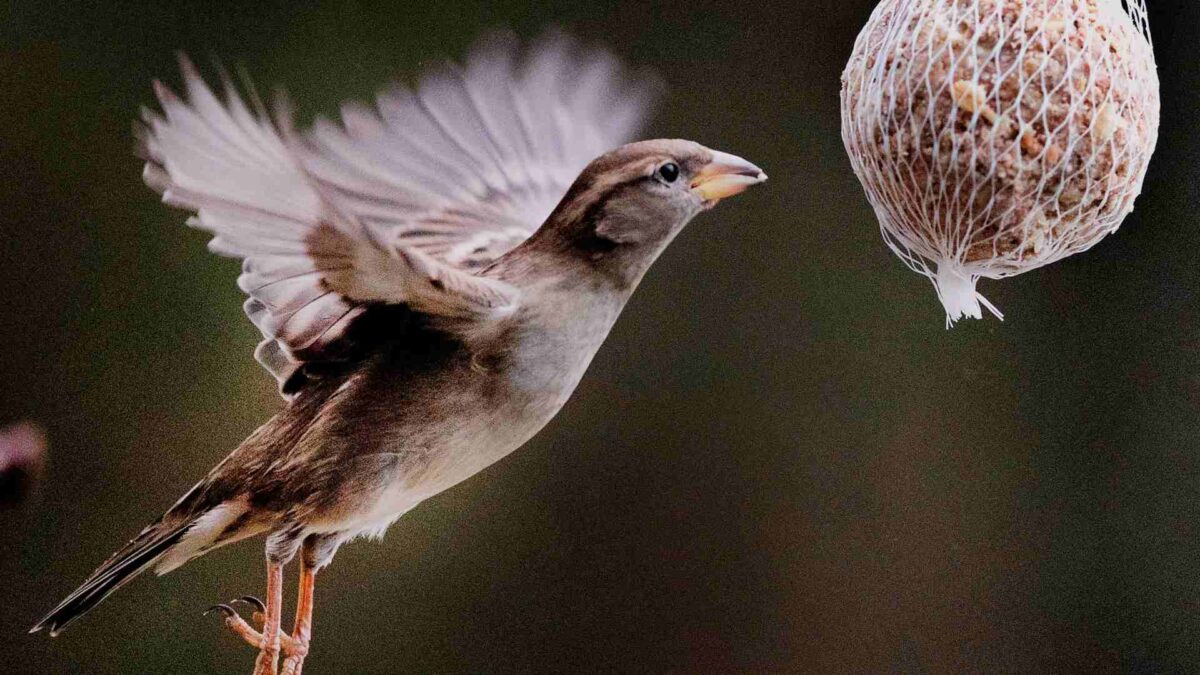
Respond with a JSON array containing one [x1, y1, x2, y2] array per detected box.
[[2, 1, 1199, 672]]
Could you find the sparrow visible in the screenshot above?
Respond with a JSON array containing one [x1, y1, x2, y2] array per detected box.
[[31, 32, 766, 674]]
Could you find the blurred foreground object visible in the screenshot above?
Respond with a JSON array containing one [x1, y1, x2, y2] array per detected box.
[[842, 0, 1159, 326], [0, 421, 46, 508]]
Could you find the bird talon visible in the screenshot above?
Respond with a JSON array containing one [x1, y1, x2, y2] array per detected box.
[[234, 595, 266, 613], [205, 597, 302, 658], [205, 599, 267, 652], [232, 595, 267, 625], [203, 603, 237, 618]]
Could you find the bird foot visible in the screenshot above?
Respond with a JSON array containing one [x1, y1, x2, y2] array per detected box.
[[205, 597, 306, 674]]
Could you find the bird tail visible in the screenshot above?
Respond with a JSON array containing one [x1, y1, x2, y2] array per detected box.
[[31, 490, 259, 637], [30, 516, 194, 636]]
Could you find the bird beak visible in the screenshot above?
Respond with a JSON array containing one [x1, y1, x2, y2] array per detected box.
[[690, 150, 768, 206]]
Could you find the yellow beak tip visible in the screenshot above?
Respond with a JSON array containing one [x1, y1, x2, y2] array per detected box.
[[689, 151, 767, 203]]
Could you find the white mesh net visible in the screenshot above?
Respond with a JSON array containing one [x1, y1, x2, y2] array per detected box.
[[841, 0, 1159, 326]]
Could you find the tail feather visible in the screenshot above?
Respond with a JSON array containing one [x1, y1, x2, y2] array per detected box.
[[30, 520, 193, 637]]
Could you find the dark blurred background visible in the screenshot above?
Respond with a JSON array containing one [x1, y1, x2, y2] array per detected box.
[[2, 0, 1198, 672]]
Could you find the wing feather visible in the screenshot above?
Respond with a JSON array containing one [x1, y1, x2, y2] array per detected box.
[[300, 29, 660, 268], [140, 32, 657, 397]]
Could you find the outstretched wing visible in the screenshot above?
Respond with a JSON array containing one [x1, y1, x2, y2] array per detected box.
[[138, 32, 658, 397], [303, 31, 658, 270]]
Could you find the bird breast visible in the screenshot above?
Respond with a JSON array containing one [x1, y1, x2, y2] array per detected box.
[[502, 283, 626, 411], [342, 283, 629, 532]]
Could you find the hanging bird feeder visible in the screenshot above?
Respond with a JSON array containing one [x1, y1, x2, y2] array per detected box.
[[842, 0, 1159, 325]]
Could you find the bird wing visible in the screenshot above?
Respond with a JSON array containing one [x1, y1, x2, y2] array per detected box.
[[138, 32, 657, 397], [301, 31, 658, 270]]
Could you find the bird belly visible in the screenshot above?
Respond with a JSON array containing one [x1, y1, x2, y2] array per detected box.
[[300, 293, 623, 539], [298, 379, 557, 536]]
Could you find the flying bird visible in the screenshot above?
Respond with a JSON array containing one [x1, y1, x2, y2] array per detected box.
[[31, 32, 766, 674]]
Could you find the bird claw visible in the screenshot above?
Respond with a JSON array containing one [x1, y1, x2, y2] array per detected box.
[[204, 597, 302, 658], [233, 595, 266, 613], [232, 596, 267, 625], [205, 599, 266, 651], [203, 603, 237, 618], [205, 597, 266, 625]]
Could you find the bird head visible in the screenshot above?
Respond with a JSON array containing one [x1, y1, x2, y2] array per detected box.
[[539, 139, 767, 286]]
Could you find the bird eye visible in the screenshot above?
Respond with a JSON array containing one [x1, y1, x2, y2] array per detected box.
[[657, 162, 680, 183]]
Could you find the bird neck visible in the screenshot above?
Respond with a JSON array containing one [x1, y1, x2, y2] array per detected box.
[[497, 201, 684, 296]]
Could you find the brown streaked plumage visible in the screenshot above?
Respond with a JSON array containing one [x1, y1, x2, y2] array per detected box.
[[31, 32, 766, 674]]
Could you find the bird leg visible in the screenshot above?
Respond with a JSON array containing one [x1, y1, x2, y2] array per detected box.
[[250, 560, 284, 675], [244, 560, 284, 675], [206, 534, 330, 673], [279, 561, 316, 675]]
